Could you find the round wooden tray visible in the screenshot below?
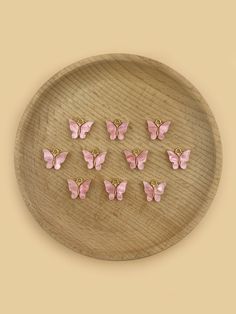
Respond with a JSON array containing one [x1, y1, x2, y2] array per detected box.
[[15, 54, 222, 260]]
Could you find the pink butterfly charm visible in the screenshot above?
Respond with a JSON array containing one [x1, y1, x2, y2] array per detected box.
[[43, 148, 68, 170], [82, 148, 107, 171], [143, 180, 166, 202], [123, 149, 149, 170], [147, 119, 171, 140], [167, 148, 191, 170], [69, 117, 94, 139], [106, 119, 129, 140], [67, 178, 91, 200], [104, 179, 127, 201]]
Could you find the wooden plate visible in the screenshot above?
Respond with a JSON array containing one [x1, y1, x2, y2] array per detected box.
[[15, 54, 222, 260]]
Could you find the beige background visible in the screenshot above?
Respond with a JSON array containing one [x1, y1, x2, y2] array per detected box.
[[0, 0, 235, 313]]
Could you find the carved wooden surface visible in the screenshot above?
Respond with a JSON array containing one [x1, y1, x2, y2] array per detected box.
[[14, 54, 222, 260]]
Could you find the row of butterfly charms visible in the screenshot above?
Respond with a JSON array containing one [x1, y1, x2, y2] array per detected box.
[[68, 177, 166, 202], [43, 147, 191, 170], [69, 118, 171, 140]]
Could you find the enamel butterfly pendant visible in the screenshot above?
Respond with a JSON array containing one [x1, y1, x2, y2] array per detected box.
[[104, 178, 127, 201], [106, 119, 129, 140], [143, 180, 166, 202], [43, 148, 68, 170], [82, 148, 107, 171], [147, 119, 171, 140], [67, 177, 91, 200], [167, 147, 191, 169], [69, 117, 94, 139], [123, 149, 148, 170]]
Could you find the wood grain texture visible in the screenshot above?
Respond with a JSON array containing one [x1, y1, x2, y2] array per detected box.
[[14, 54, 222, 260]]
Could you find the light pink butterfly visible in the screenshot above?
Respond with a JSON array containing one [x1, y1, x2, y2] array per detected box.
[[67, 178, 91, 200], [82, 149, 107, 171], [69, 118, 94, 139], [123, 149, 149, 170], [43, 149, 68, 170], [104, 179, 127, 201], [143, 181, 166, 202], [147, 120, 171, 140], [106, 119, 129, 140], [167, 148, 191, 169]]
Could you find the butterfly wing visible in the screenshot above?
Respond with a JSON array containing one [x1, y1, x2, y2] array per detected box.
[[69, 119, 80, 139], [79, 179, 91, 199], [154, 182, 166, 202], [104, 180, 116, 200], [79, 121, 94, 139], [67, 179, 79, 199], [106, 120, 117, 140], [158, 121, 171, 140], [143, 181, 154, 202], [82, 150, 94, 169], [167, 150, 179, 169], [137, 150, 148, 170], [94, 152, 107, 170], [179, 150, 191, 169], [147, 120, 158, 140], [43, 149, 54, 169], [117, 122, 128, 140], [116, 181, 127, 201], [123, 150, 136, 169], [54, 152, 68, 170]]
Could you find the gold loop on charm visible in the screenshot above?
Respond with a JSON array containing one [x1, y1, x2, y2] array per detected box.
[[113, 119, 122, 127], [75, 177, 84, 185], [155, 119, 162, 126], [52, 148, 60, 156], [91, 148, 99, 156], [132, 148, 140, 156], [150, 179, 158, 187], [111, 178, 120, 186], [174, 147, 183, 156], [77, 117, 85, 125]]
